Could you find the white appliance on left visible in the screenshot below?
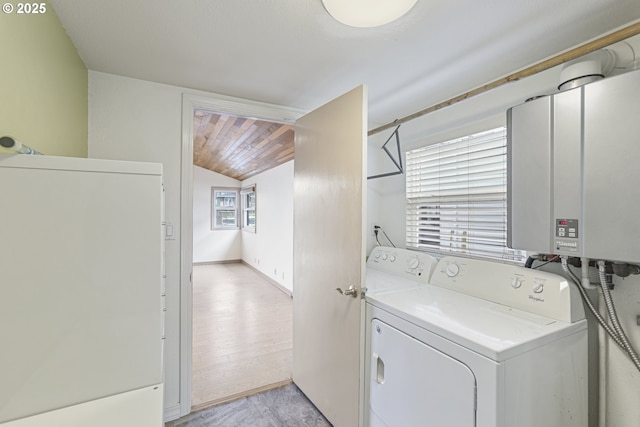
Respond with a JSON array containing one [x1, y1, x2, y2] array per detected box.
[[0, 154, 165, 427]]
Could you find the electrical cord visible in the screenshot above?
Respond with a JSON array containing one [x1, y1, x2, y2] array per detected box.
[[531, 255, 559, 269], [380, 229, 396, 248], [373, 225, 396, 248]]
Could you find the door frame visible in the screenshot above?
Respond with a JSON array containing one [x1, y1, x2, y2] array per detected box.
[[178, 92, 304, 417]]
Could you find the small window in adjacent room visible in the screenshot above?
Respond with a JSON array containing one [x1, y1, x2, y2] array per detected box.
[[211, 188, 239, 229], [241, 185, 256, 233], [406, 127, 525, 263]]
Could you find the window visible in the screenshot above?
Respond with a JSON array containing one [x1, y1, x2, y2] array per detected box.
[[212, 188, 239, 229], [241, 185, 256, 232], [406, 127, 525, 263]]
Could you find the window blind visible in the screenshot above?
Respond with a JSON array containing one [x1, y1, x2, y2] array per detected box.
[[406, 127, 525, 262]]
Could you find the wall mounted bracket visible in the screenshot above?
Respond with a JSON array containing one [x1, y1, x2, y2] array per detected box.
[[367, 125, 403, 180]]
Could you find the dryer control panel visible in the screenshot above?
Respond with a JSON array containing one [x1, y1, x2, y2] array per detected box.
[[430, 256, 585, 323], [367, 246, 437, 284]]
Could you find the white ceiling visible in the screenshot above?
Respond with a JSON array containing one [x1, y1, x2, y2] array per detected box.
[[50, 0, 640, 144]]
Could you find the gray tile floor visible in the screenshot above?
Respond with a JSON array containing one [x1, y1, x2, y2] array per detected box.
[[166, 384, 332, 427]]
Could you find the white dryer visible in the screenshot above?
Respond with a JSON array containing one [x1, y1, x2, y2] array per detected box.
[[364, 249, 588, 427]]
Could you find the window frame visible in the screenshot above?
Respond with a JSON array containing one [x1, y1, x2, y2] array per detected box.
[[211, 187, 239, 230], [241, 184, 256, 233], [405, 127, 525, 264]]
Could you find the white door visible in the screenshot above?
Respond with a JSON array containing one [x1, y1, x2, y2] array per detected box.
[[293, 86, 367, 427]]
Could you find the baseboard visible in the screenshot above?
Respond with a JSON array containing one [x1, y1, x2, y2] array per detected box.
[[163, 403, 182, 423], [241, 261, 293, 298], [192, 259, 241, 266]]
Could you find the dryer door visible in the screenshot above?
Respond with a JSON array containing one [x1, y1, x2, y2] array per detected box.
[[370, 319, 476, 427]]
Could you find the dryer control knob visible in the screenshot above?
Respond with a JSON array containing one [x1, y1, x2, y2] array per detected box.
[[408, 258, 420, 269], [446, 263, 460, 277], [533, 283, 544, 294]]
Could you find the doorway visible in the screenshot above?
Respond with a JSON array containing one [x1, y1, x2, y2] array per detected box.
[[179, 93, 304, 416], [188, 103, 300, 410]]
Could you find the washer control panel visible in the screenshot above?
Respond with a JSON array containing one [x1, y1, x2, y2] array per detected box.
[[430, 256, 584, 323], [367, 246, 438, 284]]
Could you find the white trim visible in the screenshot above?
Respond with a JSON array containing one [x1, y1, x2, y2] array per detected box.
[[179, 95, 194, 417], [179, 92, 304, 418], [163, 403, 182, 423]]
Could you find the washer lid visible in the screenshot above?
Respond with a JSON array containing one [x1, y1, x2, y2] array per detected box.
[[367, 285, 586, 361]]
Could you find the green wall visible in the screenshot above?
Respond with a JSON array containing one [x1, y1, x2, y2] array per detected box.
[[0, 1, 87, 157]]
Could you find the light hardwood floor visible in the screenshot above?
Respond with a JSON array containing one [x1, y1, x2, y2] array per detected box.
[[191, 262, 293, 410]]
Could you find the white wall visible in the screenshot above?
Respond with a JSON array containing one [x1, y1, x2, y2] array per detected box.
[[88, 71, 302, 420], [88, 71, 184, 419], [241, 160, 294, 293], [600, 274, 640, 426], [192, 165, 242, 263], [193, 161, 293, 289]]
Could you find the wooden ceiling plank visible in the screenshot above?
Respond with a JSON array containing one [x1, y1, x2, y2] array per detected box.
[[208, 115, 237, 163], [195, 112, 213, 138], [206, 114, 231, 150], [237, 131, 293, 165], [230, 124, 283, 163], [236, 125, 293, 160], [253, 124, 292, 150], [213, 118, 247, 159], [192, 111, 296, 181], [218, 122, 265, 162], [201, 114, 220, 141]]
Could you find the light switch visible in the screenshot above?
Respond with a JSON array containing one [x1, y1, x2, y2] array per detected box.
[[165, 222, 175, 240]]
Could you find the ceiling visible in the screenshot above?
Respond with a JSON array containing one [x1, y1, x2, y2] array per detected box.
[[193, 111, 294, 181], [50, 0, 640, 177]]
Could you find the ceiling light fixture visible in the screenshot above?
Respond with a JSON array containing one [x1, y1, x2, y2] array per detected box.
[[322, 0, 417, 28]]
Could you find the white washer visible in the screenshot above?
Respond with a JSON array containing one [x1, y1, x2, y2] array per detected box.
[[364, 249, 588, 427], [366, 246, 438, 294]]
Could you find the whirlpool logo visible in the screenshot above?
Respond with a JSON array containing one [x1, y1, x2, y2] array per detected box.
[[528, 295, 545, 303]]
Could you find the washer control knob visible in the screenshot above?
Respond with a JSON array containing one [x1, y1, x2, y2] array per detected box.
[[382, 253, 388, 261], [446, 263, 460, 277], [511, 277, 522, 289], [375, 252, 381, 259], [390, 255, 397, 262], [408, 258, 420, 270], [533, 283, 544, 294]]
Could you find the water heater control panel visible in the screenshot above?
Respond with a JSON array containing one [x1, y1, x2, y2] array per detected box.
[[555, 218, 579, 254]]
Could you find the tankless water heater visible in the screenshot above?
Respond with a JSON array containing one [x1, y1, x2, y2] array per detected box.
[[507, 68, 640, 264]]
